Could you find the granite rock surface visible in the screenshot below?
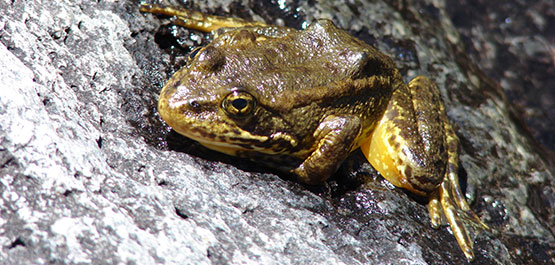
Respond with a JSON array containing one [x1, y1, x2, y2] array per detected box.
[[0, 0, 553, 264]]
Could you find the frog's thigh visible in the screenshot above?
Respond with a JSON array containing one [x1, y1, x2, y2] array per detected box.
[[362, 76, 482, 261], [140, 4, 267, 32], [294, 115, 361, 185], [361, 76, 447, 196]]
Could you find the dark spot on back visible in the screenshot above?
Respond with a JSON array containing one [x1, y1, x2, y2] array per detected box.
[[313, 38, 323, 48], [265, 48, 277, 59], [385, 108, 399, 120], [388, 135, 396, 145], [404, 165, 412, 179], [234, 29, 257, 42], [325, 62, 338, 73]]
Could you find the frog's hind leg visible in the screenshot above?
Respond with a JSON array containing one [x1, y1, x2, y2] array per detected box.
[[361, 76, 487, 261], [361, 76, 447, 196], [139, 4, 268, 32]]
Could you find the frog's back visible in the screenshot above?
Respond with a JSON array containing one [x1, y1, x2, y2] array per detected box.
[[160, 18, 403, 158], [207, 20, 400, 126]]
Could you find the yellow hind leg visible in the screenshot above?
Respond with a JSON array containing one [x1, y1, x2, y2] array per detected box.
[[139, 4, 267, 32]]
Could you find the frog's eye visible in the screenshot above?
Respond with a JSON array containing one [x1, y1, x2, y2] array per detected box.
[[188, 47, 202, 61], [222, 91, 256, 118]]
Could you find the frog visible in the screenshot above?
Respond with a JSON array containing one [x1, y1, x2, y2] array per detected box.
[[140, 4, 488, 261]]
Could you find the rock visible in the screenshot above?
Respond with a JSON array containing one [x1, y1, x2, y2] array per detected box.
[[0, 0, 552, 264], [445, 0, 555, 151]]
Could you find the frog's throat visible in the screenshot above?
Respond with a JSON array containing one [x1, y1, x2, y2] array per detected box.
[[178, 131, 261, 156], [170, 120, 301, 157], [196, 139, 244, 156], [175, 126, 277, 156]]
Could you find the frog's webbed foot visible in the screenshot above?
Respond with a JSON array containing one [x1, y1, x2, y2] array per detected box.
[[428, 178, 489, 261], [428, 176, 489, 261], [139, 4, 268, 32], [428, 122, 489, 261]]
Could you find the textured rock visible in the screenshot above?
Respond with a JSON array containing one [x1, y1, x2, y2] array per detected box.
[[0, 0, 553, 264], [445, 0, 555, 151]]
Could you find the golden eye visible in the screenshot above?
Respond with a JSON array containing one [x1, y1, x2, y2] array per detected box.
[[222, 91, 256, 118]]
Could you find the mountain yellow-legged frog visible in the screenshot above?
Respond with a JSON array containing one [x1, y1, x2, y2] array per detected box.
[[140, 4, 488, 261]]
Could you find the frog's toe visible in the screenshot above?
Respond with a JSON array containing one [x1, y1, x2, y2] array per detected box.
[[446, 169, 490, 231], [439, 181, 475, 261], [427, 190, 442, 229]]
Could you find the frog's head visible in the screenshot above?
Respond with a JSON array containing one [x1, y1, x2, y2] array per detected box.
[[158, 43, 300, 156], [158, 20, 397, 157]]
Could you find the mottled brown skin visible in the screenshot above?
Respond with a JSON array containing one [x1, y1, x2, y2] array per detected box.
[[158, 18, 399, 183], [141, 4, 487, 261]]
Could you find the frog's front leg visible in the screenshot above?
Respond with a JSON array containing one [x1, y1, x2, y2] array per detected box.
[[294, 115, 361, 185], [361, 76, 487, 261]]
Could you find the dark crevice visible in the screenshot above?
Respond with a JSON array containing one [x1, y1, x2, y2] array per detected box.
[[63, 189, 73, 196], [175, 207, 189, 219], [63, 27, 71, 43], [8, 238, 25, 249], [157, 179, 168, 186], [1, 156, 15, 169], [96, 136, 102, 148]]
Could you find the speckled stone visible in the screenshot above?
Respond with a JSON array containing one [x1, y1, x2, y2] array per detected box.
[[0, 0, 553, 264]]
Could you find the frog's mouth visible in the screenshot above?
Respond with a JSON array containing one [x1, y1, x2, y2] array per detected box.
[[167, 117, 275, 157], [191, 135, 245, 156]]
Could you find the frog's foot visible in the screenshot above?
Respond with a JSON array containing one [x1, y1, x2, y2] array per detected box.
[[428, 175, 489, 261], [434, 121, 488, 228], [139, 4, 267, 32], [429, 127, 489, 261]]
